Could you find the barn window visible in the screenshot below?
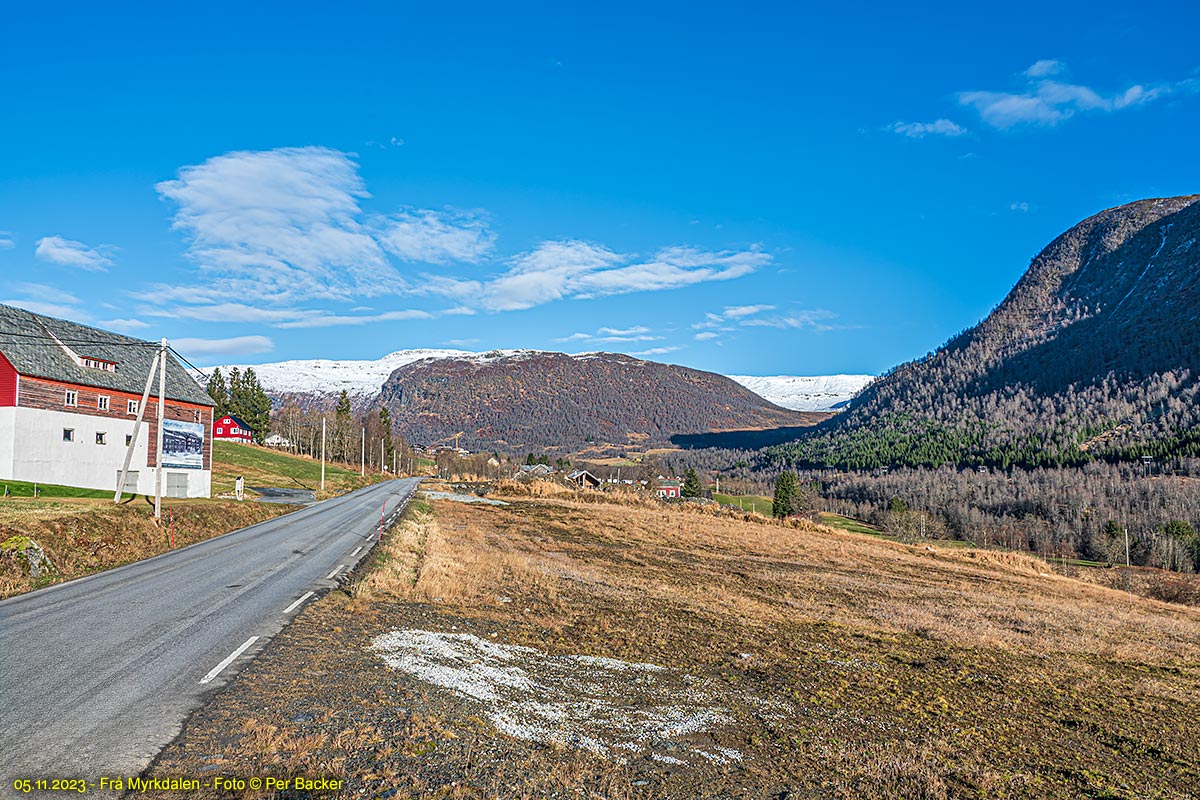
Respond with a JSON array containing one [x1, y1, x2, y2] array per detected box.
[[125, 434, 133, 446], [193, 410, 200, 423], [96, 432, 107, 445], [97, 396, 109, 411], [63, 428, 74, 442], [216, 426, 224, 434], [127, 399, 139, 415], [65, 390, 78, 407]]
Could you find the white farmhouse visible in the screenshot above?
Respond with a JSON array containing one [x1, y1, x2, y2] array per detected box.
[[0, 305, 214, 498]]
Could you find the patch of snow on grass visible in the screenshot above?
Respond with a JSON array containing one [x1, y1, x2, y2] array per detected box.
[[371, 629, 741, 764], [422, 491, 509, 506]]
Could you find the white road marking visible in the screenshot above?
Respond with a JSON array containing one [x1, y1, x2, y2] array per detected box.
[[199, 636, 260, 685], [326, 565, 346, 580], [351, 546, 363, 557], [283, 591, 315, 614]]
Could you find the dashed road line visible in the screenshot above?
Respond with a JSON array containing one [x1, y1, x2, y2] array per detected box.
[[283, 591, 315, 614], [325, 564, 346, 580], [350, 546, 362, 557], [199, 636, 259, 685]]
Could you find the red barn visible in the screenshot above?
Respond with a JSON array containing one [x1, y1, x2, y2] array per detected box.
[[657, 480, 682, 499], [213, 414, 253, 443]]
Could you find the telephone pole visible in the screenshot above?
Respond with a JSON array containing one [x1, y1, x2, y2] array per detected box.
[[115, 343, 160, 503], [320, 416, 327, 492], [360, 426, 365, 476], [154, 338, 166, 520]]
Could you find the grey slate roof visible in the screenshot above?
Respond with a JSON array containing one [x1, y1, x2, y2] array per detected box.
[[0, 303, 213, 406]]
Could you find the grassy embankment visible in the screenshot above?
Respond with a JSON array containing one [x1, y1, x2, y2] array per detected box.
[[148, 482, 1200, 799], [0, 442, 394, 598]]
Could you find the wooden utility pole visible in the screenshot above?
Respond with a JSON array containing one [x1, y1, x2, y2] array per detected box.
[[361, 427, 365, 476], [115, 344, 160, 503], [154, 339, 167, 519], [320, 416, 326, 492]]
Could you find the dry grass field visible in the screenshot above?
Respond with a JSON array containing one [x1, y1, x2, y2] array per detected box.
[[146, 489, 1200, 799]]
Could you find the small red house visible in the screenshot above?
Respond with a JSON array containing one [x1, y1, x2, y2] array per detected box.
[[657, 480, 682, 499], [213, 414, 253, 443]]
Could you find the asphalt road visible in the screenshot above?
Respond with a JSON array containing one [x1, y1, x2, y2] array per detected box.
[[0, 477, 420, 788]]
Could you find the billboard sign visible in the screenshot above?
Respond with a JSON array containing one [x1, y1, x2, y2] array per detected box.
[[161, 419, 205, 469]]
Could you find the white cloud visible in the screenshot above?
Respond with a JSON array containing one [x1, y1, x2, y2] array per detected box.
[[173, 335, 275, 358], [1010, 201, 1032, 213], [0, 232, 14, 250], [742, 310, 837, 331], [694, 331, 719, 341], [12, 282, 81, 305], [630, 345, 681, 357], [35, 235, 113, 271], [555, 325, 660, 345], [1024, 59, 1065, 79], [1, 299, 85, 319], [722, 304, 775, 319], [144, 300, 433, 329], [888, 119, 968, 138], [157, 147, 495, 303], [958, 61, 1188, 129], [374, 208, 495, 264], [274, 309, 433, 329], [470, 242, 768, 313], [100, 318, 151, 332]]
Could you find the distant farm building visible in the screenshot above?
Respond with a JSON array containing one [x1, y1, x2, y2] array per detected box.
[[566, 469, 601, 489], [517, 463, 554, 478], [213, 414, 253, 443], [0, 304, 213, 498], [657, 480, 682, 499], [263, 433, 291, 448]]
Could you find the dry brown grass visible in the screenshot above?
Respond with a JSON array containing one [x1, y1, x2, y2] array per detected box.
[[0, 497, 291, 597], [148, 493, 1200, 799]]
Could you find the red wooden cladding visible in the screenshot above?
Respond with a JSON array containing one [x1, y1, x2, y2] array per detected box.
[[0, 352, 16, 407]]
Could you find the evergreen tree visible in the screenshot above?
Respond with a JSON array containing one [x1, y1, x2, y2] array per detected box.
[[206, 368, 229, 418], [772, 471, 800, 518], [379, 406, 395, 471], [682, 468, 702, 498], [227, 368, 243, 422], [333, 390, 353, 463], [239, 368, 272, 444]]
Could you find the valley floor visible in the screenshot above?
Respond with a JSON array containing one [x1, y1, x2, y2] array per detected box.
[[147, 490, 1200, 799]]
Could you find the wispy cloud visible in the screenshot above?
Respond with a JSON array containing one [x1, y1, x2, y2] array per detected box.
[[100, 318, 151, 332], [630, 345, 681, 357], [694, 331, 719, 341], [149, 146, 768, 326], [887, 119, 968, 138], [35, 235, 113, 271], [555, 324, 660, 345], [156, 147, 492, 303], [375, 208, 495, 264], [3, 282, 88, 320], [741, 309, 838, 331], [142, 299, 434, 329], [173, 335, 275, 359], [958, 60, 1193, 129], [0, 232, 14, 250], [1010, 201, 1032, 213], [466, 242, 769, 312]]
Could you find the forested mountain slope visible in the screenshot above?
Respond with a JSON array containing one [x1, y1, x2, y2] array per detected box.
[[375, 350, 822, 453], [773, 195, 1200, 469]]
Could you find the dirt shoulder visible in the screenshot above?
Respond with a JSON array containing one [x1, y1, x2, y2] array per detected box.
[[146, 492, 1200, 799]]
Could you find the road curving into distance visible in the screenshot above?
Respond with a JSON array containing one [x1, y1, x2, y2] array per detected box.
[[0, 477, 421, 790]]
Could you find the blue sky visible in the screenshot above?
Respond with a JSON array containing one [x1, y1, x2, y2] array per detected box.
[[2, 1, 1198, 376]]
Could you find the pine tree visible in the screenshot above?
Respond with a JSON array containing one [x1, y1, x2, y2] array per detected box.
[[379, 406, 395, 471], [239, 368, 272, 444], [772, 471, 800, 518], [206, 368, 229, 419], [682, 468, 702, 498]]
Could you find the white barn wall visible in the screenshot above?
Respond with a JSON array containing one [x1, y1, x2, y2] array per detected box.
[[0, 407, 210, 498]]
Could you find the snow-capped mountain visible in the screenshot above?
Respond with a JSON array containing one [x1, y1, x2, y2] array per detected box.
[[728, 374, 875, 412], [216, 349, 532, 404], [214, 349, 871, 413]]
